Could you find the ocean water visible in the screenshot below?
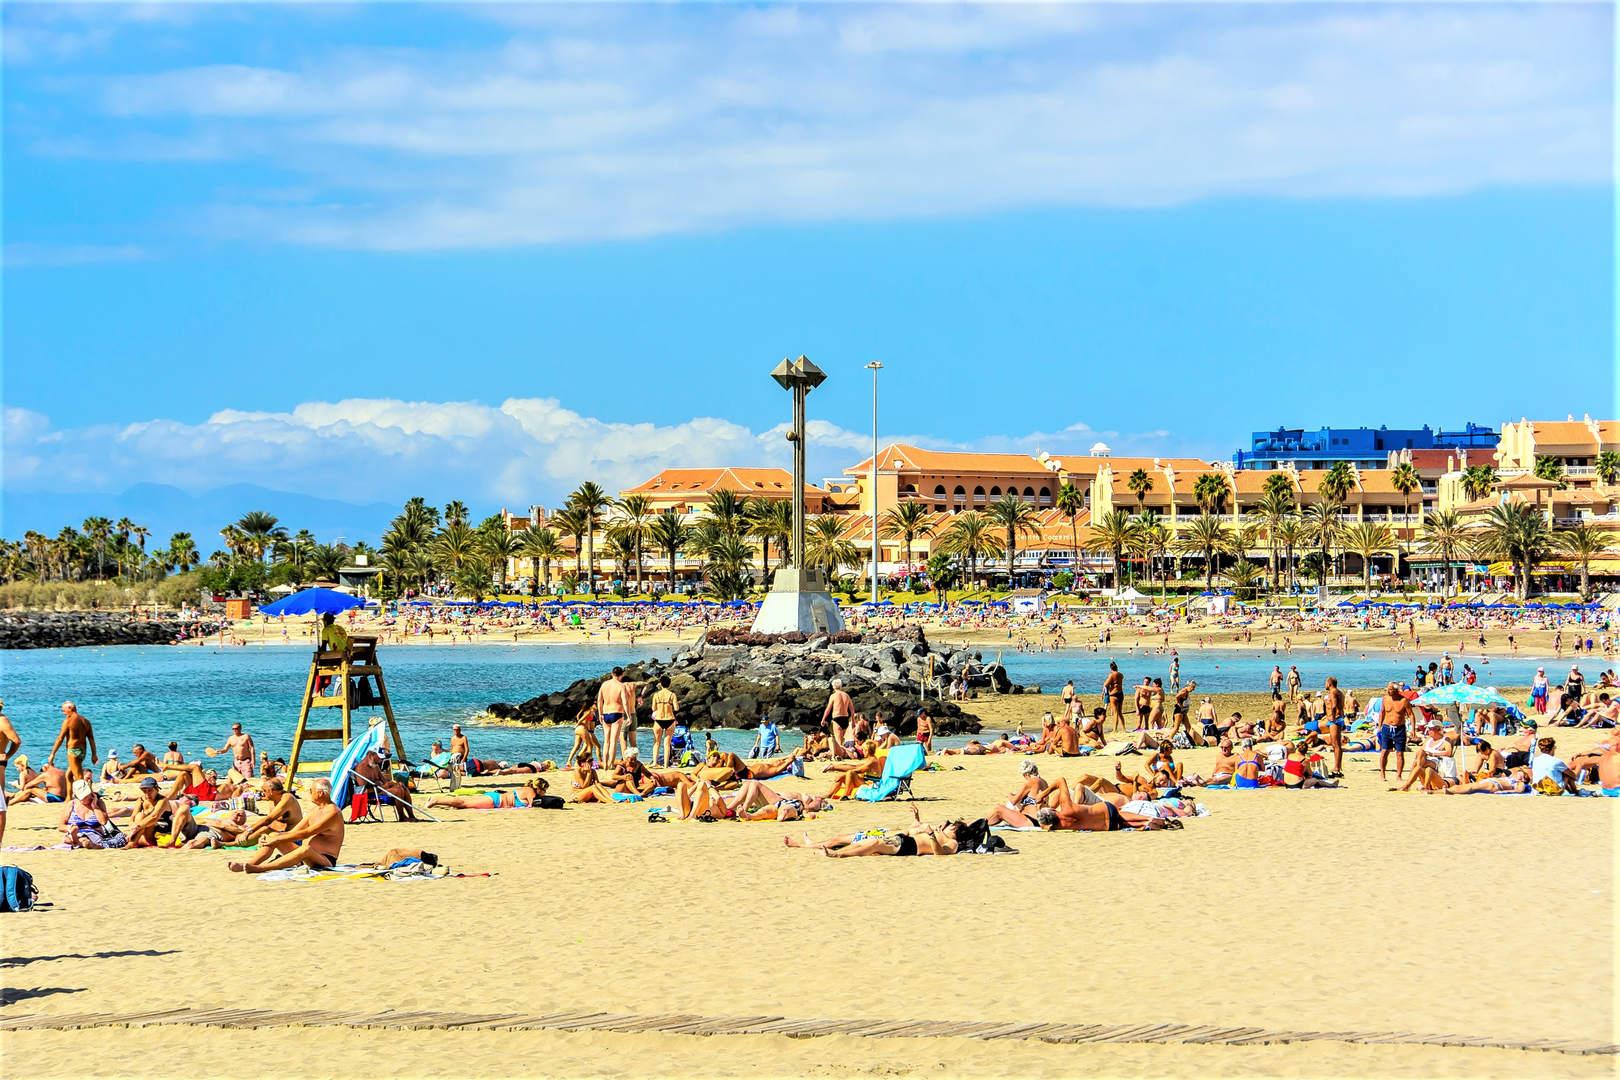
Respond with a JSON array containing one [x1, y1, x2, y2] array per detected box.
[[0, 641, 1564, 767]]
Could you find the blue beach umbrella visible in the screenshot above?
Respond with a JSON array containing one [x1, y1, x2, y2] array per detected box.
[[259, 587, 368, 617]]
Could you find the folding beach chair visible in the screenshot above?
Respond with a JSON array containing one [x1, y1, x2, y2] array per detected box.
[[408, 751, 462, 794], [856, 742, 927, 802]]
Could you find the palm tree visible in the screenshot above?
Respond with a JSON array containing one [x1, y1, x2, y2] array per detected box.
[[1341, 521, 1395, 590], [1319, 462, 1356, 507], [568, 482, 611, 592], [605, 527, 640, 589], [1595, 450, 1620, 486], [479, 528, 522, 592], [550, 505, 588, 583], [308, 543, 345, 579], [701, 490, 750, 539], [1087, 509, 1139, 590], [879, 501, 934, 584], [1134, 513, 1171, 594], [646, 510, 690, 594], [1419, 509, 1469, 596], [747, 499, 794, 581], [1533, 455, 1567, 488], [1257, 488, 1296, 591], [1557, 522, 1615, 600], [433, 521, 477, 577], [1222, 558, 1265, 599], [1054, 482, 1084, 575], [1460, 464, 1498, 501], [805, 514, 859, 577], [1191, 473, 1230, 515], [1301, 503, 1342, 595], [939, 512, 1001, 591], [1175, 513, 1231, 589], [1473, 502, 1554, 599], [82, 516, 113, 579], [985, 493, 1039, 588], [613, 494, 653, 591], [234, 511, 286, 566], [442, 500, 469, 526], [1389, 461, 1421, 583], [166, 532, 200, 573], [518, 527, 562, 596], [1126, 468, 1153, 511]]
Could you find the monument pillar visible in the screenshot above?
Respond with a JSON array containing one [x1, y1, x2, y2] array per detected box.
[[752, 356, 845, 635]]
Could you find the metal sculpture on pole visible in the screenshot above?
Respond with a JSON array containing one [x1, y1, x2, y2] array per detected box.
[[752, 356, 845, 635]]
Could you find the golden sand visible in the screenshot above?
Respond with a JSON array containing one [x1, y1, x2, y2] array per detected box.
[[2, 711, 1614, 1078]]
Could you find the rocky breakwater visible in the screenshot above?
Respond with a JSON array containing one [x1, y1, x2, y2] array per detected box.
[[487, 629, 1025, 734], [0, 610, 210, 650]]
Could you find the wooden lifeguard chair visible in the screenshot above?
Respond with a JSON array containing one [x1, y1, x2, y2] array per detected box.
[[286, 634, 406, 784]]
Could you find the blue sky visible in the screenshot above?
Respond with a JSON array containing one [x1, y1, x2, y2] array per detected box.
[[2, 3, 1614, 541]]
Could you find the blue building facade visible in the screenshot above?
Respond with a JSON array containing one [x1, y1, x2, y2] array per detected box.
[[1234, 423, 1497, 470]]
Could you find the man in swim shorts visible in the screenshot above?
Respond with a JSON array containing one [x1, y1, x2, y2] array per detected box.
[[596, 667, 634, 767], [1377, 682, 1411, 781], [46, 700, 98, 783], [821, 679, 854, 759], [229, 777, 345, 874]]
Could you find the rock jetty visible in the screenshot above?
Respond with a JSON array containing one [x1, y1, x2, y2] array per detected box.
[[0, 611, 213, 650], [487, 629, 1026, 734]]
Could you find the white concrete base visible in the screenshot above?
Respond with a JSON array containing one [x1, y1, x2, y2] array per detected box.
[[751, 567, 845, 635]]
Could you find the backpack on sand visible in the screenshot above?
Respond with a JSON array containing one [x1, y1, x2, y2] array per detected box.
[[0, 865, 37, 912]]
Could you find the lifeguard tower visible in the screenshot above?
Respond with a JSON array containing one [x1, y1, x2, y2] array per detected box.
[[286, 633, 407, 784]]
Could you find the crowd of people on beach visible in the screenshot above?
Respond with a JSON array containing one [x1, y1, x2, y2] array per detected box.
[[5, 635, 1619, 869]]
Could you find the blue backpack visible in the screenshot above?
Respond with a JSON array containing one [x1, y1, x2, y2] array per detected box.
[[0, 865, 37, 912]]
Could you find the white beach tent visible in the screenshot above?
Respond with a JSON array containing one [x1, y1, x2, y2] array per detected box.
[[268, 583, 298, 595], [1112, 586, 1152, 615]]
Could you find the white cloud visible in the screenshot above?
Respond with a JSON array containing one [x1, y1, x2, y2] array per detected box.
[[1, 397, 1188, 506], [3, 243, 149, 268], [16, 4, 1610, 251]]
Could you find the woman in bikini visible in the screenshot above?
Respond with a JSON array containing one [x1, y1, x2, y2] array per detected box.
[[786, 804, 960, 856], [428, 777, 560, 810]]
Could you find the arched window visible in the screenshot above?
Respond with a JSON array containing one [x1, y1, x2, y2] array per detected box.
[[1023, 486, 1035, 498], [901, 483, 918, 496], [989, 486, 1001, 498], [1039, 486, 1053, 505], [973, 486, 986, 503], [934, 485, 947, 498]]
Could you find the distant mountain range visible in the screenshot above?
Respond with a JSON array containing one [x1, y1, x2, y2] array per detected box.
[[2, 483, 404, 548]]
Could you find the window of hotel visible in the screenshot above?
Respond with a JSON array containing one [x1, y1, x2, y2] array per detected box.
[[1039, 486, 1053, 505], [989, 486, 1002, 497], [1022, 486, 1036, 499], [973, 486, 986, 503]]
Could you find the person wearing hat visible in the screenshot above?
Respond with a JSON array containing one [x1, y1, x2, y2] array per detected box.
[[1399, 720, 1457, 792], [61, 778, 127, 849], [125, 776, 170, 848]]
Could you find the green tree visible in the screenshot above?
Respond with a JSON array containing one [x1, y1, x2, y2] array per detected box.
[[479, 527, 522, 592], [235, 511, 286, 566], [1191, 473, 1231, 515], [1556, 521, 1614, 600], [805, 514, 859, 577], [1533, 455, 1567, 488], [1420, 509, 1470, 595], [1257, 487, 1296, 590], [926, 551, 957, 602], [985, 493, 1040, 588], [442, 500, 469, 526], [1126, 468, 1153, 510], [940, 511, 1001, 590], [1054, 481, 1085, 575], [879, 500, 935, 584], [1460, 464, 1498, 501], [1389, 461, 1421, 583], [1175, 513, 1232, 589], [747, 499, 794, 581], [433, 521, 477, 577], [1087, 509, 1138, 590], [1341, 520, 1395, 590], [550, 505, 588, 583], [1472, 502, 1554, 599], [519, 527, 562, 597], [1595, 450, 1620, 486], [1301, 502, 1342, 595], [646, 510, 690, 594], [1221, 558, 1265, 600], [568, 481, 611, 592], [614, 494, 654, 591]]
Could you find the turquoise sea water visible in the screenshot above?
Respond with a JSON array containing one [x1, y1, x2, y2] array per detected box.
[[0, 642, 1565, 767]]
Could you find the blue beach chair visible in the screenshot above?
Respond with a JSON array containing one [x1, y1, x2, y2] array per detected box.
[[856, 742, 926, 802]]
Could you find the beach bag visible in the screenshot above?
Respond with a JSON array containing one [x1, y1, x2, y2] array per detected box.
[[0, 865, 37, 912], [1534, 778, 1565, 797]]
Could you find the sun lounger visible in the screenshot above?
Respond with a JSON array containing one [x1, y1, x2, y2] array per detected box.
[[856, 742, 926, 802]]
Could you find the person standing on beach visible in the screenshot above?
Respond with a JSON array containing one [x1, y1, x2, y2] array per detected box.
[[450, 724, 471, 765], [0, 699, 18, 847], [208, 722, 257, 779], [914, 706, 933, 753], [649, 676, 679, 766], [1322, 676, 1345, 777], [46, 700, 97, 783], [821, 679, 854, 758], [1377, 682, 1411, 782], [1103, 663, 1125, 732], [1286, 666, 1302, 702], [596, 667, 633, 766], [1269, 666, 1283, 700]]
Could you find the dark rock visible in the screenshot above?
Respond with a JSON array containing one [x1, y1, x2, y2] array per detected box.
[[0, 611, 225, 650]]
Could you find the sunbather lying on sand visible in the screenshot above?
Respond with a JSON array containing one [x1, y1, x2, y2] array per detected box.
[[678, 778, 828, 821], [428, 777, 562, 810], [985, 778, 1176, 831], [785, 804, 961, 856]]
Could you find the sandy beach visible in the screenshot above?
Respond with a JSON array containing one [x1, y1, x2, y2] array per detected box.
[[3, 693, 1614, 1078]]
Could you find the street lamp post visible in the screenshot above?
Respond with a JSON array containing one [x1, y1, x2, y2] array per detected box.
[[866, 360, 883, 605]]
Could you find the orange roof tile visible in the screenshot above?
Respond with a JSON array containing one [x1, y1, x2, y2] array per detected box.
[[623, 467, 828, 497], [1530, 421, 1598, 447], [846, 443, 1053, 477]]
